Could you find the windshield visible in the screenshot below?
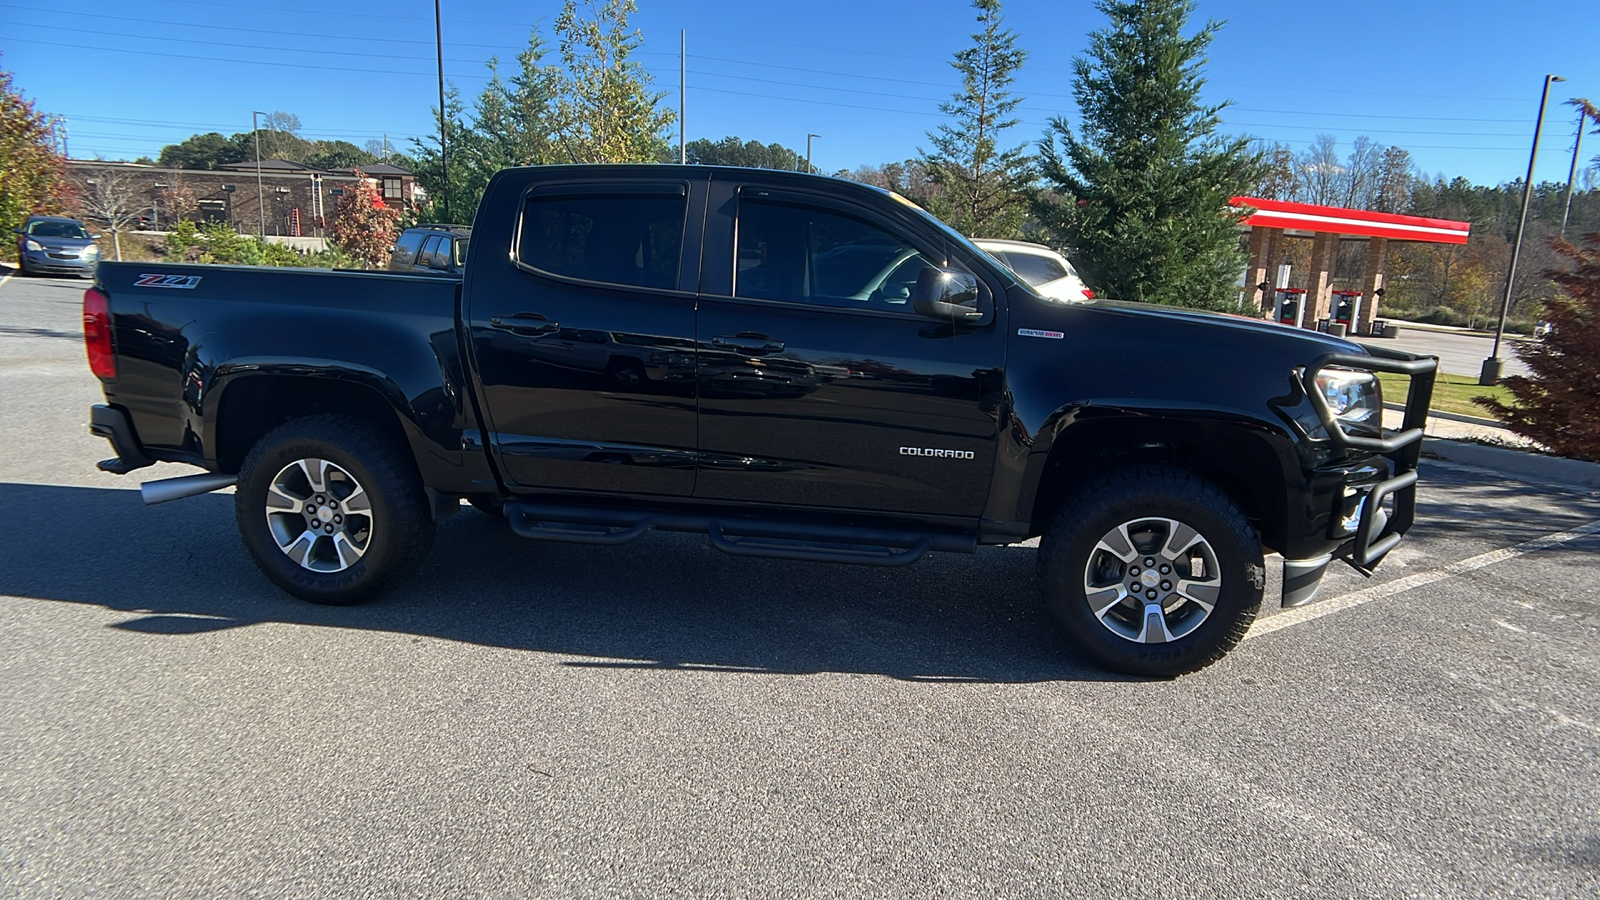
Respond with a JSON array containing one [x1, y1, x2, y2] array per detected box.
[[28, 221, 90, 239]]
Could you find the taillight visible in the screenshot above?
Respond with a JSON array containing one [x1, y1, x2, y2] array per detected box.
[[1082, 288, 1095, 299], [83, 287, 116, 380]]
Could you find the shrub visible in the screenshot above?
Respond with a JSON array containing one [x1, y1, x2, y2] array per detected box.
[[1475, 234, 1600, 461], [327, 168, 400, 268]]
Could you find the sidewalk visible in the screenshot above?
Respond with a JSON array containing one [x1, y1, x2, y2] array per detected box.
[[1381, 408, 1600, 488]]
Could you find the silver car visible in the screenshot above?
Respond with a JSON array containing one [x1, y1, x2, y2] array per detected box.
[[14, 216, 101, 277]]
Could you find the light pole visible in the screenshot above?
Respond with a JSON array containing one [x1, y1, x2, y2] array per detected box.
[[251, 110, 267, 238], [1480, 74, 1564, 386], [805, 134, 820, 174], [1560, 102, 1589, 238], [435, 0, 450, 223]]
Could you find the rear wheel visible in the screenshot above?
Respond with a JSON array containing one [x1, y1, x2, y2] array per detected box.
[[1039, 466, 1263, 677], [235, 415, 435, 605]]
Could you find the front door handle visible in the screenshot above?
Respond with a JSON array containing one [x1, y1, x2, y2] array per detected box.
[[491, 313, 559, 336], [711, 333, 785, 355]]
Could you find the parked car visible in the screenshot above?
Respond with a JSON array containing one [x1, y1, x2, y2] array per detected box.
[[389, 224, 470, 276], [13, 215, 100, 277], [83, 164, 1437, 677], [974, 239, 1093, 302]]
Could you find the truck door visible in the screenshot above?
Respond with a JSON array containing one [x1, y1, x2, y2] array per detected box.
[[464, 176, 706, 496], [693, 178, 1007, 516]]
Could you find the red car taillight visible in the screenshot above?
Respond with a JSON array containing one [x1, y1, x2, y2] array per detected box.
[[83, 287, 116, 380], [1082, 288, 1095, 299]]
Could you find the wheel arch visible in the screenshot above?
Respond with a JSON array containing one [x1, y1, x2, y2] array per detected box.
[[1023, 412, 1294, 553], [211, 371, 415, 476]]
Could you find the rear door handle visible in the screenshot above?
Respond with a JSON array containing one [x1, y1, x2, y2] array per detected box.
[[491, 313, 559, 336], [711, 333, 785, 355]]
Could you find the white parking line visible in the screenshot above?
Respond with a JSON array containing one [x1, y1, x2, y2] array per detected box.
[[0, 271, 14, 291], [1247, 519, 1600, 639]]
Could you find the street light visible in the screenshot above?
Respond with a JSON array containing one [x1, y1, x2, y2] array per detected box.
[[251, 110, 267, 238], [806, 134, 820, 174], [1480, 74, 1565, 386]]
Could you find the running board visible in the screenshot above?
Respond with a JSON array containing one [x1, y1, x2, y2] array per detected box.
[[503, 501, 974, 567]]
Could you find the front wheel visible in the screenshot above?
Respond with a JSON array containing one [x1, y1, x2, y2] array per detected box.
[[1039, 466, 1263, 678], [235, 415, 436, 605]]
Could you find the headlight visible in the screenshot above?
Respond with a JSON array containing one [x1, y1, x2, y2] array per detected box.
[[1316, 368, 1381, 425], [25, 239, 43, 252], [82, 245, 100, 258]]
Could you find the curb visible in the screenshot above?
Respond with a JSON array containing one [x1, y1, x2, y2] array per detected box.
[[1423, 438, 1600, 488], [1383, 402, 1502, 428]]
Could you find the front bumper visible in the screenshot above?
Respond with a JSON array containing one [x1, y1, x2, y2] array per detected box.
[[1282, 346, 1437, 606], [23, 250, 96, 274]]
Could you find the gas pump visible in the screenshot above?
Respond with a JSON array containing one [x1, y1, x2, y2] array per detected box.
[[1274, 288, 1306, 328], [1332, 290, 1362, 333]]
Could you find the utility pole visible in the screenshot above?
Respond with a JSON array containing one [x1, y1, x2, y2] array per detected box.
[[806, 134, 820, 174], [252, 110, 267, 238], [679, 30, 686, 164], [1481, 74, 1564, 386], [1560, 104, 1589, 238], [435, 0, 450, 222]]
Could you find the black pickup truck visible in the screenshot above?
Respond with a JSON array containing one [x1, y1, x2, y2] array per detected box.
[[84, 164, 1436, 676]]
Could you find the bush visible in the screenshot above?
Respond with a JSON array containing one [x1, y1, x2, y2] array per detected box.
[[1476, 234, 1600, 461], [161, 220, 353, 270]]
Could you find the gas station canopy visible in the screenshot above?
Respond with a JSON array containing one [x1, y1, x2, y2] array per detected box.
[[1229, 197, 1472, 245], [1230, 196, 1473, 337]]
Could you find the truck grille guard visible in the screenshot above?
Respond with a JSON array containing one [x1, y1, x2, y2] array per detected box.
[[1302, 346, 1438, 568]]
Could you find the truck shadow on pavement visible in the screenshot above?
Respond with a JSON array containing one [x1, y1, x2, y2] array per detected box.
[[0, 482, 1127, 684]]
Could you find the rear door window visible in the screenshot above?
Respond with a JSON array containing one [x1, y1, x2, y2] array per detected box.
[[1002, 251, 1069, 287], [516, 189, 686, 290]]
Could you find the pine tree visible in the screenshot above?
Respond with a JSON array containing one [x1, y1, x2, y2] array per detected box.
[[919, 0, 1033, 240], [1475, 234, 1600, 461], [1035, 0, 1264, 310]]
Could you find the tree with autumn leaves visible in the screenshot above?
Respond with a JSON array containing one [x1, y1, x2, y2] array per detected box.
[[327, 170, 400, 269], [0, 60, 71, 257], [1476, 234, 1600, 461]]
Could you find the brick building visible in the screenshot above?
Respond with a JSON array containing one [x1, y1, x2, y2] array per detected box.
[[64, 159, 419, 237]]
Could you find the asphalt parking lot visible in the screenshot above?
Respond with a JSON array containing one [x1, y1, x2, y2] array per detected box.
[[2, 269, 1597, 898]]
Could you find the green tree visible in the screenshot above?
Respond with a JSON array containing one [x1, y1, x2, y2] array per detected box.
[[158, 132, 245, 169], [1476, 234, 1600, 460], [919, 0, 1033, 239], [685, 136, 815, 171], [1035, 0, 1264, 309], [0, 62, 69, 249], [551, 0, 675, 164], [303, 140, 377, 171]]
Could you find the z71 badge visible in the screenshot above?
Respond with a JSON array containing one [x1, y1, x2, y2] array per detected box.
[[134, 274, 202, 289]]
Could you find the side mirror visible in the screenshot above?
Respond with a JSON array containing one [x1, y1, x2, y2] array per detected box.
[[11, 227, 22, 235], [912, 267, 982, 322], [90, 233, 103, 240]]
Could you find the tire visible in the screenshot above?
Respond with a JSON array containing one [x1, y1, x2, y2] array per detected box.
[[235, 414, 436, 605], [1039, 466, 1264, 678]]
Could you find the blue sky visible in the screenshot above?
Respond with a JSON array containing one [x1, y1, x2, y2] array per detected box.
[[4, 0, 1597, 189]]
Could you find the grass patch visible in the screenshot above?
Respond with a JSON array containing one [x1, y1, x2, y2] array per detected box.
[[1377, 371, 1515, 420]]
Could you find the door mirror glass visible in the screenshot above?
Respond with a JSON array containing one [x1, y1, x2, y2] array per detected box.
[[912, 267, 982, 321]]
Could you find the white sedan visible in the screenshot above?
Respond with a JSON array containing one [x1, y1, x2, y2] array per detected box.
[[973, 239, 1094, 302]]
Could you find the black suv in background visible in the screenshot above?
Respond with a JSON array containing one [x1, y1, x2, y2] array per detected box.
[[388, 224, 470, 276]]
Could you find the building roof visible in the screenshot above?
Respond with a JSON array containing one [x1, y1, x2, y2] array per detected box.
[[1230, 196, 1471, 245], [218, 159, 324, 173], [347, 162, 414, 176]]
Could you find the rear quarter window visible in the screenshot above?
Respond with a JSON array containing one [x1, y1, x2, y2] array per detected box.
[[516, 191, 686, 290]]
